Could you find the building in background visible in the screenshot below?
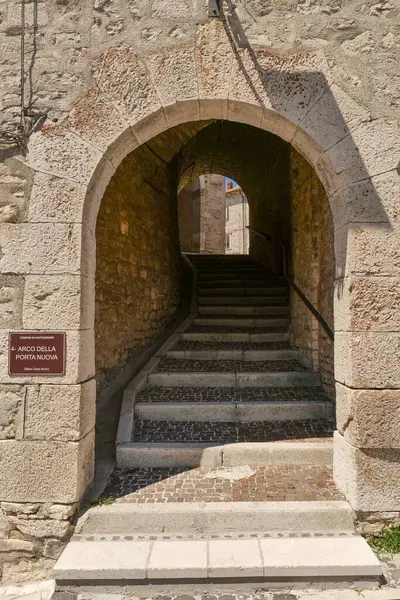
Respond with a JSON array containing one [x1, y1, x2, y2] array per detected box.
[[178, 175, 249, 254], [225, 181, 249, 254]]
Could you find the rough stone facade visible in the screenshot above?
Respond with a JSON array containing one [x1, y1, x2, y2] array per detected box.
[[178, 177, 249, 256], [95, 140, 182, 389], [0, 0, 398, 581], [199, 174, 226, 254], [178, 180, 201, 253], [225, 185, 249, 255], [290, 149, 335, 396]]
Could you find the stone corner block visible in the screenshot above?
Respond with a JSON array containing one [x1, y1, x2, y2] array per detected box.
[[24, 380, 96, 442], [333, 431, 400, 512], [336, 383, 400, 449], [335, 331, 400, 389], [0, 430, 94, 503]]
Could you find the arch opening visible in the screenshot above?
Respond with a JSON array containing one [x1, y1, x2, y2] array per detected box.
[[94, 119, 335, 397]]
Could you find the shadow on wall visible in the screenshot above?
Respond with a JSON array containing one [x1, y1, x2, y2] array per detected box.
[[218, 0, 392, 299]]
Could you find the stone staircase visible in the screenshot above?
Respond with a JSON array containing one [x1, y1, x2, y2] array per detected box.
[[53, 254, 381, 589]]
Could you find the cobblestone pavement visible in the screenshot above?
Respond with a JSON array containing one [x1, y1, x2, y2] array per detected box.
[[130, 420, 333, 443], [173, 341, 292, 350], [103, 465, 342, 502], [156, 359, 307, 373], [136, 386, 328, 403]]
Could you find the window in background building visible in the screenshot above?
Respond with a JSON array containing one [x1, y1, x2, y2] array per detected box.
[[225, 205, 229, 221], [225, 233, 231, 249]]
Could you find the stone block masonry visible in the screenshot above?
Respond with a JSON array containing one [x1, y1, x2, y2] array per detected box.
[[95, 141, 182, 389], [0, 0, 398, 584]]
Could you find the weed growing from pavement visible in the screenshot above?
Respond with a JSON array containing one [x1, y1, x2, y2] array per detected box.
[[367, 525, 400, 556], [90, 494, 115, 507]]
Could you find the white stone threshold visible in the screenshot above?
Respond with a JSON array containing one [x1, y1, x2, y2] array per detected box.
[[53, 536, 381, 581]]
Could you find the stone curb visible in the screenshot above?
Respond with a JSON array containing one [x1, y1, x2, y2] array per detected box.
[[165, 349, 298, 360], [78, 500, 355, 535], [147, 371, 322, 388], [181, 332, 291, 342], [135, 400, 329, 422], [116, 441, 333, 468]]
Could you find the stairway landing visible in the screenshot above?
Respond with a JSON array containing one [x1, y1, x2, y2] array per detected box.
[[53, 254, 381, 587]]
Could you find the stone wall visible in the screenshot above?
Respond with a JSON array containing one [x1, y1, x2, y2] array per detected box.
[[290, 149, 335, 396], [178, 181, 201, 253], [0, 0, 398, 143], [225, 187, 249, 255], [96, 140, 182, 389], [199, 174, 225, 254], [0, 0, 398, 577]]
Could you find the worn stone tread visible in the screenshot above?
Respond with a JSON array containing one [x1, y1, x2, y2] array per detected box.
[[187, 325, 288, 333], [155, 358, 308, 373], [172, 341, 292, 350], [135, 386, 329, 403], [130, 419, 333, 444]]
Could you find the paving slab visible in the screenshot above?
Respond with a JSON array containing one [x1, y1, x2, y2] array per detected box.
[[53, 541, 151, 580], [260, 536, 381, 577], [147, 540, 208, 578], [208, 539, 263, 577]]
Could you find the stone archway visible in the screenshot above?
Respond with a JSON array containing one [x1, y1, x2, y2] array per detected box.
[[2, 20, 399, 525]]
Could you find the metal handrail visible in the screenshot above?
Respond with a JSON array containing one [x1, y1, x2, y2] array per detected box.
[[247, 226, 334, 342], [246, 225, 271, 241]]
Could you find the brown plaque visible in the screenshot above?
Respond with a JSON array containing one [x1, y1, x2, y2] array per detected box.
[[9, 332, 66, 376]]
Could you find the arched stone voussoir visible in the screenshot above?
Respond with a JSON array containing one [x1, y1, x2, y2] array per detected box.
[[227, 100, 264, 129], [65, 87, 133, 156], [227, 48, 283, 111], [297, 83, 370, 155], [265, 50, 333, 129], [196, 20, 233, 119], [330, 169, 398, 232], [26, 124, 103, 185], [95, 45, 162, 126], [322, 118, 400, 192], [143, 45, 198, 108]]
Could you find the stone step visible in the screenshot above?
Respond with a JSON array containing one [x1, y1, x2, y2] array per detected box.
[[117, 440, 333, 468], [173, 340, 293, 350], [54, 535, 381, 582], [136, 385, 329, 403], [199, 287, 286, 295], [199, 296, 288, 305], [197, 270, 268, 277], [148, 371, 321, 388], [192, 317, 289, 327], [198, 305, 289, 315], [135, 400, 329, 422], [166, 349, 298, 361], [78, 501, 354, 534], [181, 332, 290, 342], [198, 280, 284, 288]]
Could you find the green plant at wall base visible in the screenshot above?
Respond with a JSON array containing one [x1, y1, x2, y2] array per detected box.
[[89, 495, 115, 507], [367, 525, 400, 556]]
